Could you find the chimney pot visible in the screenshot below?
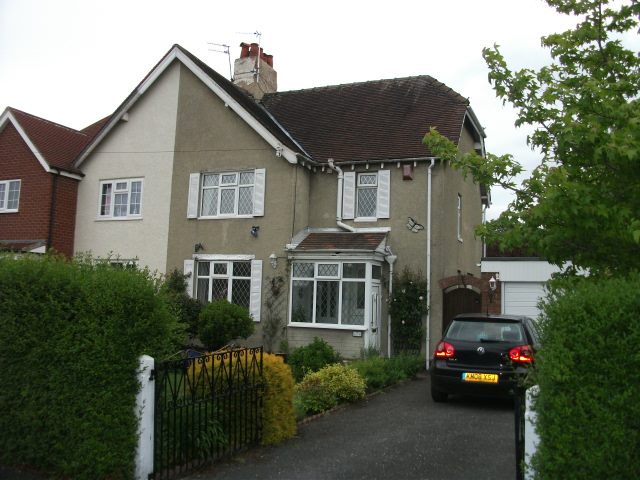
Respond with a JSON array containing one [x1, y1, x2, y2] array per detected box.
[[240, 42, 250, 58], [250, 43, 260, 57]]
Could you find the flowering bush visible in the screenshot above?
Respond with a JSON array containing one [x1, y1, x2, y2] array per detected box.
[[389, 268, 428, 354]]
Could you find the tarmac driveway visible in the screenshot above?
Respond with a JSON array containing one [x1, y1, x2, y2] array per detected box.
[[186, 373, 516, 480]]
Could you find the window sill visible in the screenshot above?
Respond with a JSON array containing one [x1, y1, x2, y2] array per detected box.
[[0, 210, 19, 214], [354, 217, 378, 223], [95, 216, 143, 222], [197, 214, 254, 220], [288, 322, 367, 331]]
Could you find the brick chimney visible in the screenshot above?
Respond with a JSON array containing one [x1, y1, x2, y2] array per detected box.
[[233, 42, 277, 99]]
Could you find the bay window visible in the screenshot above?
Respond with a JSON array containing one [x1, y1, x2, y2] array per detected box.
[[290, 261, 374, 327]]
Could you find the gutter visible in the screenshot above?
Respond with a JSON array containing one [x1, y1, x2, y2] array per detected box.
[[425, 159, 435, 370]]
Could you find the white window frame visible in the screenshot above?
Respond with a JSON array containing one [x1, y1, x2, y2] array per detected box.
[[457, 193, 463, 242], [97, 178, 144, 220], [289, 261, 379, 330], [355, 173, 378, 221], [191, 255, 262, 322], [343, 170, 390, 221], [0, 179, 21, 213], [198, 170, 257, 219]]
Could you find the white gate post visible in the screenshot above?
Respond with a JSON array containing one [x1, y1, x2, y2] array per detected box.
[[135, 355, 155, 480]]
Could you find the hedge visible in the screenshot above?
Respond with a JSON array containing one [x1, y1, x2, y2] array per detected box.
[[0, 254, 183, 479], [532, 274, 640, 479]]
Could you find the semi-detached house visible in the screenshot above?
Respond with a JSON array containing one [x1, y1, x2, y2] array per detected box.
[[72, 43, 490, 358]]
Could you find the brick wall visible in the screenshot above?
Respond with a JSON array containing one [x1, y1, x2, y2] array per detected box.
[[480, 271, 502, 315], [0, 122, 79, 256]]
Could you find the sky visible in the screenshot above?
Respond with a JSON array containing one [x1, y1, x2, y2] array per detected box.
[[0, 0, 610, 219]]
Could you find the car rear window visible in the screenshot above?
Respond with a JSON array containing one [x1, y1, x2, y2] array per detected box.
[[446, 320, 524, 343]]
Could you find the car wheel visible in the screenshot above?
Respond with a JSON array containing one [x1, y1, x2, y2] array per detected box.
[[431, 385, 448, 403]]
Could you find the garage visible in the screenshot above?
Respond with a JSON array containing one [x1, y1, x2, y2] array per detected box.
[[503, 282, 546, 318], [482, 258, 563, 320]]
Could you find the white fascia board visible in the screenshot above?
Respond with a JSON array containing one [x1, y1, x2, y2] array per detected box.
[[175, 50, 298, 164], [481, 259, 562, 282], [287, 252, 387, 262], [1, 110, 51, 174]]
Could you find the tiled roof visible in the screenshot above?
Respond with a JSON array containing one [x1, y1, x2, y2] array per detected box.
[[261, 76, 470, 163], [0, 239, 46, 252], [8, 108, 97, 174], [294, 232, 387, 252]]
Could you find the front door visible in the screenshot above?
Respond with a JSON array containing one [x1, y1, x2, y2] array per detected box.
[[368, 284, 382, 351]]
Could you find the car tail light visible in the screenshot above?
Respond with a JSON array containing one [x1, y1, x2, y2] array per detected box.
[[435, 341, 455, 358], [509, 345, 534, 363]]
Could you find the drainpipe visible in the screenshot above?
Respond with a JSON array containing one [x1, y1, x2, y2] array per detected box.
[[47, 168, 61, 252], [327, 159, 355, 232], [385, 250, 397, 358], [425, 159, 435, 370]]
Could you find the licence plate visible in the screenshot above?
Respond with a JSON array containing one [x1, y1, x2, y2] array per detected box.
[[462, 372, 499, 383]]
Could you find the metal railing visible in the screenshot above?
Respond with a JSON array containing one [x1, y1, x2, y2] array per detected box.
[[151, 347, 264, 480]]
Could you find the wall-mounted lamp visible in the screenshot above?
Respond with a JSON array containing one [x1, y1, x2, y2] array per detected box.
[[487, 275, 498, 315], [250, 226, 260, 238], [194, 242, 204, 253], [269, 253, 278, 269]]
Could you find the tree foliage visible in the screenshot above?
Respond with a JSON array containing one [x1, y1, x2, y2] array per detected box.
[[424, 0, 640, 275]]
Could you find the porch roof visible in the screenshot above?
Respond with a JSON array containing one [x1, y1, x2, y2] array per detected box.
[[291, 232, 387, 253]]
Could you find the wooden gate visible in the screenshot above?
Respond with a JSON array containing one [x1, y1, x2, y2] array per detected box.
[[442, 287, 481, 334]]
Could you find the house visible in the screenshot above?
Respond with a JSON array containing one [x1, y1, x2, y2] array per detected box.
[[0, 108, 104, 256], [72, 43, 488, 358]]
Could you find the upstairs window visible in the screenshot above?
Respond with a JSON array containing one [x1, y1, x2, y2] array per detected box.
[[356, 173, 378, 218], [0, 179, 21, 213], [99, 178, 143, 219], [187, 169, 265, 219], [342, 170, 390, 220]]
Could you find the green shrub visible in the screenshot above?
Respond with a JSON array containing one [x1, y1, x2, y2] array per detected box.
[[288, 337, 341, 382], [532, 274, 640, 479], [0, 254, 183, 479], [389, 268, 428, 354], [295, 375, 338, 415], [162, 268, 201, 339], [261, 353, 297, 446], [198, 300, 255, 351], [295, 364, 366, 415], [352, 354, 424, 391]]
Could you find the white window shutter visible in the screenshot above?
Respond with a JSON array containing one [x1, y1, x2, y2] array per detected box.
[[342, 171, 356, 220], [187, 173, 200, 218], [183, 259, 194, 298], [377, 170, 390, 219], [249, 260, 262, 322], [253, 168, 266, 217]]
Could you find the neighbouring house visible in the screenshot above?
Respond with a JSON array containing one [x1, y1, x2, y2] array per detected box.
[[72, 43, 489, 358], [0, 108, 104, 256]]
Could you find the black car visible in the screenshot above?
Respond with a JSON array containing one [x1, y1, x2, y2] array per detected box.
[[429, 314, 540, 402]]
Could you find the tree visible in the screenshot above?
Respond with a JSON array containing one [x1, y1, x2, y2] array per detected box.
[[423, 0, 640, 275]]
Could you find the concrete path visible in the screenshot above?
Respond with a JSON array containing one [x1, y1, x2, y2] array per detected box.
[[185, 374, 516, 480]]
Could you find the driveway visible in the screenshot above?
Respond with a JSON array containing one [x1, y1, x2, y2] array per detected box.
[[186, 373, 516, 480]]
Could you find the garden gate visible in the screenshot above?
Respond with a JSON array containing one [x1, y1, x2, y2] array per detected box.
[[149, 347, 264, 480]]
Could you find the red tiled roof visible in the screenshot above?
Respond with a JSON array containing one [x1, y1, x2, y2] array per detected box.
[[295, 232, 387, 251], [261, 76, 470, 163], [8, 108, 97, 174]]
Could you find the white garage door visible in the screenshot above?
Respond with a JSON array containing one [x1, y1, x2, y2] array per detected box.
[[503, 282, 546, 318]]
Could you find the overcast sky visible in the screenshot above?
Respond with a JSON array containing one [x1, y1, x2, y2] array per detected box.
[[0, 0, 623, 219]]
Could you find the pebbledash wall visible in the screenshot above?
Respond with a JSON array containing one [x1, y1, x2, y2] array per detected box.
[[0, 122, 79, 257], [74, 63, 180, 273]]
